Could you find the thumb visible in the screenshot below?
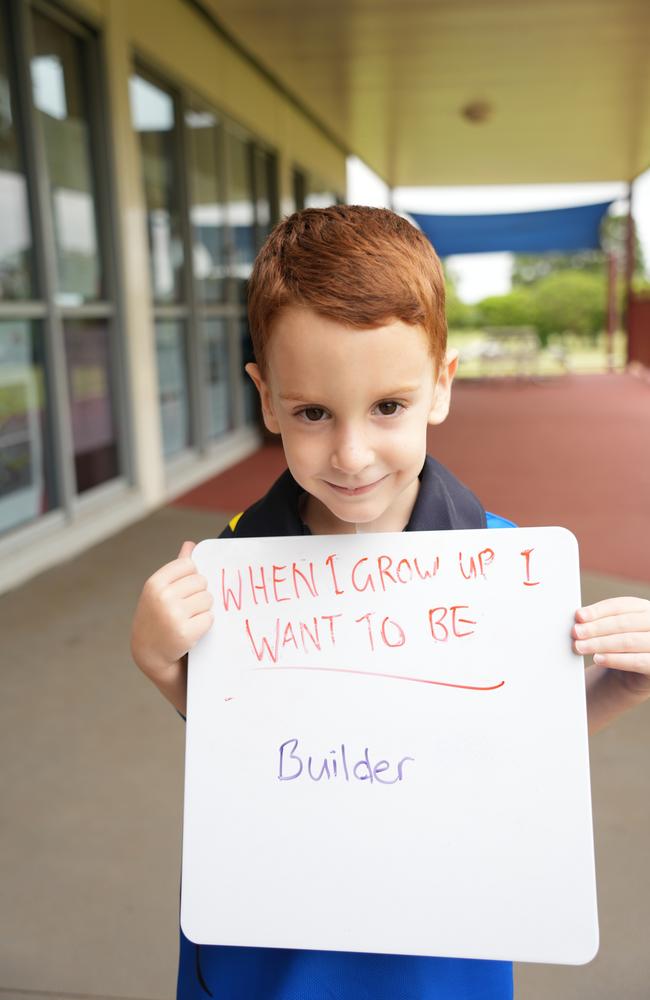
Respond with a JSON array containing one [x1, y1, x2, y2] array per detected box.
[[177, 540, 196, 559]]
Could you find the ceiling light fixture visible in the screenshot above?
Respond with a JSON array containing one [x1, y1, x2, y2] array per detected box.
[[461, 100, 493, 124]]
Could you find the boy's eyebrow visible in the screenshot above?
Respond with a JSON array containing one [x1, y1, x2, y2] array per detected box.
[[279, 385, 421, 402], [279, 391, 314, 402], [376, 385, 420, 396]]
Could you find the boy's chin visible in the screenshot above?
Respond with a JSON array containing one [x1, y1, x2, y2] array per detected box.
[[331, 503, 381, 523], [304, 475, 422, 533], [303, 492, 382, 534], [319, 498, 393, 531]]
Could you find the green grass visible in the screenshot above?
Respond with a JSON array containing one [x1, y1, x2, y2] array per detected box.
[[448, 329, 627, 379]]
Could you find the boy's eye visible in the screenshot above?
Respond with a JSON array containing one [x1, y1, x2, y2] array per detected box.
[[299, 406, 327, 422], [376, 400, 402, 416]]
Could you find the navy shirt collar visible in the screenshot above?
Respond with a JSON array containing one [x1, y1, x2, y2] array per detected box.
[[229, 455, 485, 538]]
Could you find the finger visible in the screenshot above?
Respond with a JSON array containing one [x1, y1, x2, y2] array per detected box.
[[573, 611, 650, 640], [185, 611, 214, 646], [591, 652, 650, 675], [574, 631, 650, 656], [185, 591, 214, 617], [173, 573, 210, 599], [576, 597, 650, 623], [150, 556, 198, 590], [177, 540, 196, 559]]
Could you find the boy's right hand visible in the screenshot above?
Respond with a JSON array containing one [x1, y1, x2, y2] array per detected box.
[[130, 541, 214, 713]]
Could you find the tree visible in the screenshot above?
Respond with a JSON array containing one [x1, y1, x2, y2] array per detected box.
[[445, 283, 476, 329], [475, 289, 535, 328], [443, 264, 476, 329], [473, 272, 606, 347], [511, 215, 645, 288], [530, 271, 605, 346]]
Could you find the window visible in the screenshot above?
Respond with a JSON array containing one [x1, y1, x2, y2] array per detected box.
[[155, 319, 191, 458], [254, 145, 278, 249], [131, 68, 279, 457], [131, 71, 192, 457], [292, 167, 306, 213], [186, 105, 226, 304], [31, 10, 104, 304], [63, 319, 119, 490], [0, 0, 121, 537], [225, 126, 256, 306], [0, 8, 33, 300], [130, 73, 184, 304], [293, 166, 342, 212], [0, 319, 57, 533]]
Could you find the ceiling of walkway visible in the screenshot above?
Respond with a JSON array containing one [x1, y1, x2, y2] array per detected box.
[[203, 0, 650, 187]]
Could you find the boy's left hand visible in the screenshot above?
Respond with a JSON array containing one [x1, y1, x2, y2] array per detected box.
[[573, 597, 650, 694]]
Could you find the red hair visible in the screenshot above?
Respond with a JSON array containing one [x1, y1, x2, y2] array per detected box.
[[248, 205, 447, 375]]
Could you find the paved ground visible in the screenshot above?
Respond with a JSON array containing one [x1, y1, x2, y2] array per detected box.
[[2, 373, 649, 999], [174, 373, 650, 584]]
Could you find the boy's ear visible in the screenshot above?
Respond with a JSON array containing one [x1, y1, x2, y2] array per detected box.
[[245, 363, 281, 434], [428, 349, 459, 426]]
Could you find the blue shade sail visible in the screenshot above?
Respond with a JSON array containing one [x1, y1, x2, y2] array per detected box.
[[409, 201, 613, 256]]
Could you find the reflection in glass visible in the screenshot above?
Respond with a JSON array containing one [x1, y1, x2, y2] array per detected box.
[[63, 320, 119, 493], [0, 321, 57, 534], [225, 130, 255, 303], [155, 320, 191, 457], [292, 168, 336, 212], [202, 319, 231, 438], [31, 11, 102, 305], [305, 184, 337, 209], [130, 74, 184, 304], [187, 108, 226, 303], [293, 168, 306, 213], [254, 147, 276, 249], [0, 13, 34, 299]]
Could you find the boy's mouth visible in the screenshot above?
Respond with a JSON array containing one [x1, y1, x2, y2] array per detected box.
[[325, 475, 388, 496]]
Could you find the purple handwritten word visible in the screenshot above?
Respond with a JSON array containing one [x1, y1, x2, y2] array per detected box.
[[278, 738, 414, 784]]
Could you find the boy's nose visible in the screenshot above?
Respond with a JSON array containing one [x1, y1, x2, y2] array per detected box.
[[330, 428, 374, 474]]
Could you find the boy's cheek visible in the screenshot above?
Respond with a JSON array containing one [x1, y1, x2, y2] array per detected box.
[[282, 437, 314, 472]]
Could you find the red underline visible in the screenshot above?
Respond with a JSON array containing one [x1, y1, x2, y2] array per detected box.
[[252, 665, 505, 692]]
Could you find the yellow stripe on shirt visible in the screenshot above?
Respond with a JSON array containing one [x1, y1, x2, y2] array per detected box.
[[228, 511, 244, 533]]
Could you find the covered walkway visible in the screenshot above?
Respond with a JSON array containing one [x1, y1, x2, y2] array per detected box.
[[1, 373, 649, 999]]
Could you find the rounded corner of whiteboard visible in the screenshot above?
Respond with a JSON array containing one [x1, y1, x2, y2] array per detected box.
[[191, 538, 215, 564], [180, 900, 202, 946], [573, 926, 600, 966], [547, 525, 580, 555]]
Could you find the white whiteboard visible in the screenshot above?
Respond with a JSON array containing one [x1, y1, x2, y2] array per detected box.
[[181, 526, 598, 965]]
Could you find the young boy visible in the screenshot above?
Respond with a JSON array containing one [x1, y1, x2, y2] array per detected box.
[[131, 206, 650, 1000]]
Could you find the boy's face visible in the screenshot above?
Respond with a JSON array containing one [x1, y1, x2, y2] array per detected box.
[[246, 306, 457, 534]]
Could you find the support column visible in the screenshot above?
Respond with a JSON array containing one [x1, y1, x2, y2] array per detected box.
[[606, 251, 618, 374], [623, 183, 635, 365]]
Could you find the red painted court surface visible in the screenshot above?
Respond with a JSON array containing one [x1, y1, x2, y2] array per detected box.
[[173, 374, 650, 583]]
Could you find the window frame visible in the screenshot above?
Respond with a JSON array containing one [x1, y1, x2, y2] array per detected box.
[[131, 58, 280, 464], [0, 0, 129, 526], [292, 163, 343, 212]]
